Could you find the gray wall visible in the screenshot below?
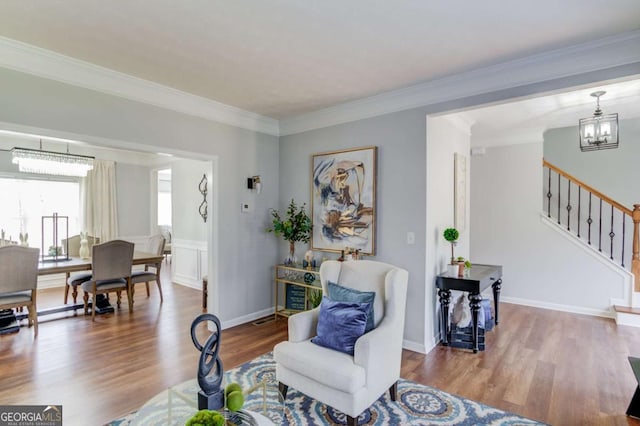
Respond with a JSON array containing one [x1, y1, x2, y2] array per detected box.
[[544, 117, 640, 208], [280, 109, 428, 347], [0, 67, 280, 324], [171, 159, 209, 242], [471, 142, 628, 314], [116, 162, 151, 237]]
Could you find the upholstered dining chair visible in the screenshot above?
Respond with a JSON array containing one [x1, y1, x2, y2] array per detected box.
[[274, 260, 408, 426], [63, 234, 100, 304], [0, 246, 40, 336], [130, 234, 165, 302], [159, 225, 172, 263], [81, 240, 134, 321]]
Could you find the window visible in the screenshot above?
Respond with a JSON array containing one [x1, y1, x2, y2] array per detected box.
[[0, 177, 80, 253]]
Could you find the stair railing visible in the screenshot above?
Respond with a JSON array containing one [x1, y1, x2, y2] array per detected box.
[[543, 159, 640, 291]]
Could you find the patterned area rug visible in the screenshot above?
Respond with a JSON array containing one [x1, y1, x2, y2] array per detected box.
[[108, 353, 546, 426]]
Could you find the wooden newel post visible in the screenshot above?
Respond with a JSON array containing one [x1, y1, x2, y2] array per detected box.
[[633, 204, 640, 292]]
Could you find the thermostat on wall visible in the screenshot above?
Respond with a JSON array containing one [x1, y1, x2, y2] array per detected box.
[[241, 203, 251, 213]]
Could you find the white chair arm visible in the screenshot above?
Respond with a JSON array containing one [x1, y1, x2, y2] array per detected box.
[[354, 316, 404, 390], [353, 319, 398, 369], [288, 307, 320, 342]]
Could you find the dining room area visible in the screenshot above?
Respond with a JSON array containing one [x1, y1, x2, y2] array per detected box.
[[0, 130, 211, 335]]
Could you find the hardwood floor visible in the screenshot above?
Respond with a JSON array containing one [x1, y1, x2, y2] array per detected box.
[[2, 269, 640, 425]]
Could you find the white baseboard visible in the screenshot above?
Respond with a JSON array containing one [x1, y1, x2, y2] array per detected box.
[[501, 296, 614, 319], [221, 307, 275, 330], [173, 276, 203, 290], [616, 311, 640, 327], [402, 339, 427, 354]]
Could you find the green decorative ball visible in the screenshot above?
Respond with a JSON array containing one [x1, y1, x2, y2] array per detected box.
[[226, 390, 244, 412], [443, 228, 459, 242]]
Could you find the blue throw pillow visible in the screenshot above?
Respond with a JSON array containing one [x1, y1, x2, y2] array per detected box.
[[311, 297, 371, 355], [328, 281, 376, 332]]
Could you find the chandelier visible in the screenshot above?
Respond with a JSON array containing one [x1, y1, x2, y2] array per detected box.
[[11, 142, 94, 177], [579, 91, 619, 152]]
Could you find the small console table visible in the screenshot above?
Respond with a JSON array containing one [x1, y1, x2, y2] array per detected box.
[[273, 264, 321, 320], [436, 264, 503, 353]]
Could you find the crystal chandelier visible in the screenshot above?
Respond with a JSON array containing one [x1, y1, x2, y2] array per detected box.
[[579, 91, 619, 152], [11, 142, 94, 177]]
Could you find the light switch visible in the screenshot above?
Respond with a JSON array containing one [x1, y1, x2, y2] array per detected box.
[[407, 232, 415, 245]]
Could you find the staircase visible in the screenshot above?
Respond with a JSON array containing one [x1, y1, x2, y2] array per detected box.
[[543, 160, 640, 324]]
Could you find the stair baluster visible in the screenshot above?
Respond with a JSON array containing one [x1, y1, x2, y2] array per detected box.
[[543, 159, 639, 290], [567, 181, 572, 231]]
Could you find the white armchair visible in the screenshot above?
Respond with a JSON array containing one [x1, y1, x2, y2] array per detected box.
[[274, 260, 408, 426]]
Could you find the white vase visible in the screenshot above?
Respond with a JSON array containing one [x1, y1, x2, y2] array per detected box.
[[79, 239, 90, 259], [446, 264, 458, 277]]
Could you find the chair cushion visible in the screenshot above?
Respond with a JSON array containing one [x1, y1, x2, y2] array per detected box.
[[0, 290, 31, 304], [328, 281, 375, 332], [67, 272, 93, 286], [81, 278, 127, 292], [311, 297, 370, 356], [131, 271, 157, 284], [274, 340, 366, 393]]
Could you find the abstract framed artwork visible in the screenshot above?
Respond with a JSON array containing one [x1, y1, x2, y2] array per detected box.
[[311, 146, 377, 255], [454, 152, 466, 233]]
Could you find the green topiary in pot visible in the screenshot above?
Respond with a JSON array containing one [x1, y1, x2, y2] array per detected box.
[[443, 228, 459, 264], [267, 199, 312, 265]]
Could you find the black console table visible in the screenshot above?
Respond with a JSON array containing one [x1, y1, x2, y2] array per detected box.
[[436, 264, 503, 353]]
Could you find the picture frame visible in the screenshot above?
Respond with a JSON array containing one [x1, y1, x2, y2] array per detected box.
[[311, 146, 377, 255], [454, 152, 466, 233]]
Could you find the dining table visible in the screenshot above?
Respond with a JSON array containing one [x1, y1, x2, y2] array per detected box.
[[31, 250, 164, 317]]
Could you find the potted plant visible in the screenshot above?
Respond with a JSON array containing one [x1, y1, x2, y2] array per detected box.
[[456, 256, 472, 277], [443, 227, 459, 264], [267, 199, 312, 265]]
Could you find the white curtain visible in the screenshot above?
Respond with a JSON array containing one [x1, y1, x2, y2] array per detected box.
[[80, 160, 119, 242]]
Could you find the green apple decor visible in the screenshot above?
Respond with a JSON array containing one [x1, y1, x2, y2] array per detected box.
[[224, 382, 244, 412]]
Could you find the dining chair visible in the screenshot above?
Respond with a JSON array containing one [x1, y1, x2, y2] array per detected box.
[[131, 235, 165, 303], [81, 240, 134, 321], [63, 234, 100, 304], [0, 246, 40, 336], [159, 225, 172, 264]]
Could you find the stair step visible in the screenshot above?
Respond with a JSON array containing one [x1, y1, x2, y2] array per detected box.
[[614, 305, 640, 315]]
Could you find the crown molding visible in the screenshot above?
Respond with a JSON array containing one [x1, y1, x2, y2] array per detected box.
[[0, 37, 280, 136], [280, 30, 640, 136], [2, 31, 639, 139], [440, 114, 473, 136]]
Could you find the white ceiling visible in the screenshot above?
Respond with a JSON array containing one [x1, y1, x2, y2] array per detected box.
[[0, 1, 639, 119], [451, 78, 640, 148]]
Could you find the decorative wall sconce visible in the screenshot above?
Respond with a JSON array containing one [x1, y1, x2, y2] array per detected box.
[[247, 175, 262, 194], [199, 174, 208, 223]]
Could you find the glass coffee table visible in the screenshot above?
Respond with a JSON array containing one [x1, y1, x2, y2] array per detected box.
[[131, 377, 284, 425]]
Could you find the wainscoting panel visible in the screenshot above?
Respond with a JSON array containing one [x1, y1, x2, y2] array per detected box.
[[172, 239, 207, 289]]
